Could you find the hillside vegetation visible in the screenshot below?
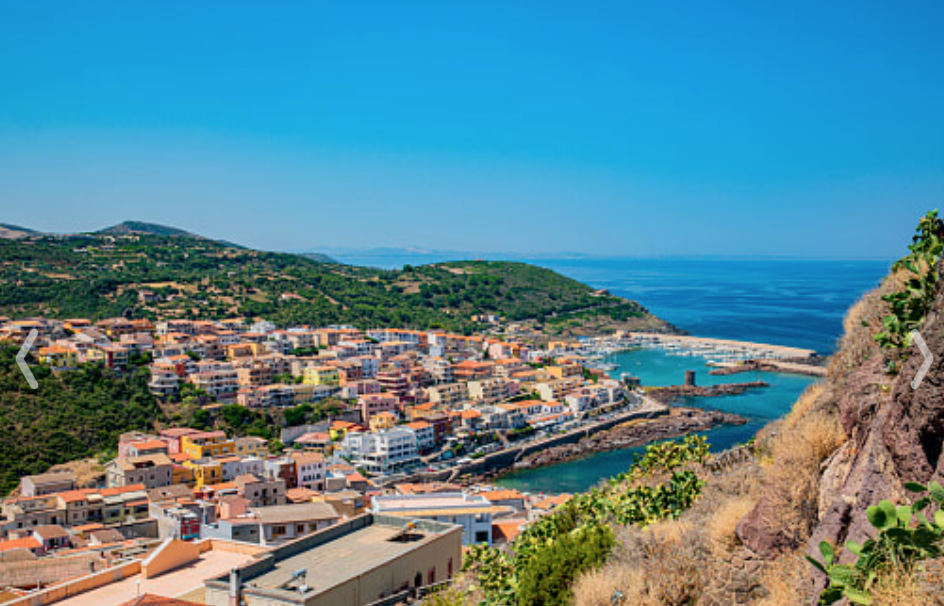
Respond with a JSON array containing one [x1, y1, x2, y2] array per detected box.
[[0, 344, 348, 495], [0, 228, 672, 334]]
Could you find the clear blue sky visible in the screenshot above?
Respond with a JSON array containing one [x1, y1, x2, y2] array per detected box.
[[1, 1, 941, 258]]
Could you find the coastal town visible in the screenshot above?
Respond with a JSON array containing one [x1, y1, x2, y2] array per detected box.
[[0, 314, 817, 606]]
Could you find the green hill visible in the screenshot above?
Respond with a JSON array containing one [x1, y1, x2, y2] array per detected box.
[[95, 221, 200, 238], [0, 232, 673, 334]]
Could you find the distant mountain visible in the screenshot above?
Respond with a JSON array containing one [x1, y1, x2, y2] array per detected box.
[[0, 222, 41, 240], [300, 252, 339, 264], [0, 232, 675, 336], [95, 221, 201, 238]]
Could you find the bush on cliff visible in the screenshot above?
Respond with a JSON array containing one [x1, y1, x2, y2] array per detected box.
[[518, 523, 615, 606]]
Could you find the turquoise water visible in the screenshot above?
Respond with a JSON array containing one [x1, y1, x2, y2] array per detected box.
[[496, 348, 816, 494]]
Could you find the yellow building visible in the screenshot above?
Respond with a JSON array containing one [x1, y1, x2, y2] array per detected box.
[[547, 363, 582, 379], [303, 365, 340, 386], [292, 383, 317, 405], [369, 411, 399, 433], [172, 464, 195, 487], [183, 459, 223, 489], [235, 436, 269, 457], [37, 345, 78, 368], [329, 421, 361, 442], [181, 431, 235, 460]]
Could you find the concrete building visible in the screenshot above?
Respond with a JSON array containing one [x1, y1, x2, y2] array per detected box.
[[339, 429, 419, 475], [371, 492, 503, 545], [204, 514, 462, 606], [235, 474, 286, 508], [19, 472, 76, 497], [426, 382, 468, 408], [291, 452, 326, 491], [253, 502, 341, 545], [105, 454, 174, 489]]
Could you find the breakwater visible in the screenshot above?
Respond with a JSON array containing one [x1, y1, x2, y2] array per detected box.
[[709, 359, 827, 377], [647, 380, 769, 404]]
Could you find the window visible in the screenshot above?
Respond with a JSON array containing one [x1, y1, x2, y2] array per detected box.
[[274, 525, 286, 536], [296, 524, 304, 534], [428, 568, 436, 585]]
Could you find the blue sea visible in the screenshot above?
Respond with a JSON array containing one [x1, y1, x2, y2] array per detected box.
[[334, 253, 891, 493]]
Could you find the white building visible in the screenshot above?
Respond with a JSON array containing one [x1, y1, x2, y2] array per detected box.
[[372, 492, 502, 545], [249, 319, 277, 334], [339, 428, 420, 475], [403, 421, 436, 453], [218, 456, 264, 482], [291, 452, 326, 491]]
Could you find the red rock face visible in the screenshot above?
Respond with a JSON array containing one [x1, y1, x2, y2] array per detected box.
[[808, 264, 944, 579], [736, 262, 944, 600]]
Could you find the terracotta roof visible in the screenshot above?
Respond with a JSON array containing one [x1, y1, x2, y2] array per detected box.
[[534, 493, 572, 510], [128, 440, 167, 451], [57, 489, 93, 504], [159, 428, 200, 438], [291, 452, 325, 465], [482, 489, 524, 502], [33, 525, 69, 540], [285, 487, 319, 503], [0, 537, 41, 552], [295, 432, 330, 443], [492, 519, 527, 543], [100, 484, 146, 497]]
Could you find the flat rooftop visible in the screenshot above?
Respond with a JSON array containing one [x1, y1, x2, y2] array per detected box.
[[249, 523, 439, 592], [373, 493, 488, 509], [55, 549, 254, 606]]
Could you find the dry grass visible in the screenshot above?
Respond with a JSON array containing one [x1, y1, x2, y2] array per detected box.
[[753, 554, 813, 606], [763, 406, 845, 542], [573, 522, 709, 606], [707, 496, 756, 555], [747, 380, 848, 545], [828, 268, 914, 379], [870, 562, 944, 606]]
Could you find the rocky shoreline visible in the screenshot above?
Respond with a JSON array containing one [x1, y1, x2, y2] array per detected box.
[[709, 359, 827, 378], [507, 407, 748, 471], [647, 381, 769, 404]]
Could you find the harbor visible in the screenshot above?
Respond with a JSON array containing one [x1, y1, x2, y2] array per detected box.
[[496, 342, 820, 493], [574, 331, 823, 377]]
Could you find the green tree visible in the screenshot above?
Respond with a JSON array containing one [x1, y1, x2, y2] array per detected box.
[[517, 523, 615, 606]]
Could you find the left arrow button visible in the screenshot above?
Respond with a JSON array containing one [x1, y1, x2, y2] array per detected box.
[[16, 329, 38, 389]]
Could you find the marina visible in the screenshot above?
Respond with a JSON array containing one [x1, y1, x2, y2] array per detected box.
[[577, 331, 821, 374]]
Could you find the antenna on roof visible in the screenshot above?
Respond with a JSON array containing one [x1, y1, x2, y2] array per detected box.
[[291, 568, 309, 594]]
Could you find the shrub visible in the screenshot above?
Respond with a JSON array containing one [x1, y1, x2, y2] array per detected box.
[[518, 523, 615, 606], [809, 481, 944, 605]]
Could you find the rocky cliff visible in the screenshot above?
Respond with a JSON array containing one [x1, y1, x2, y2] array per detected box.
[[572, 213, 944, 606]]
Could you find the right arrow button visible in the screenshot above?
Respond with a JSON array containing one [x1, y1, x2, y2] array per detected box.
[[911, 330, 933, 390]]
